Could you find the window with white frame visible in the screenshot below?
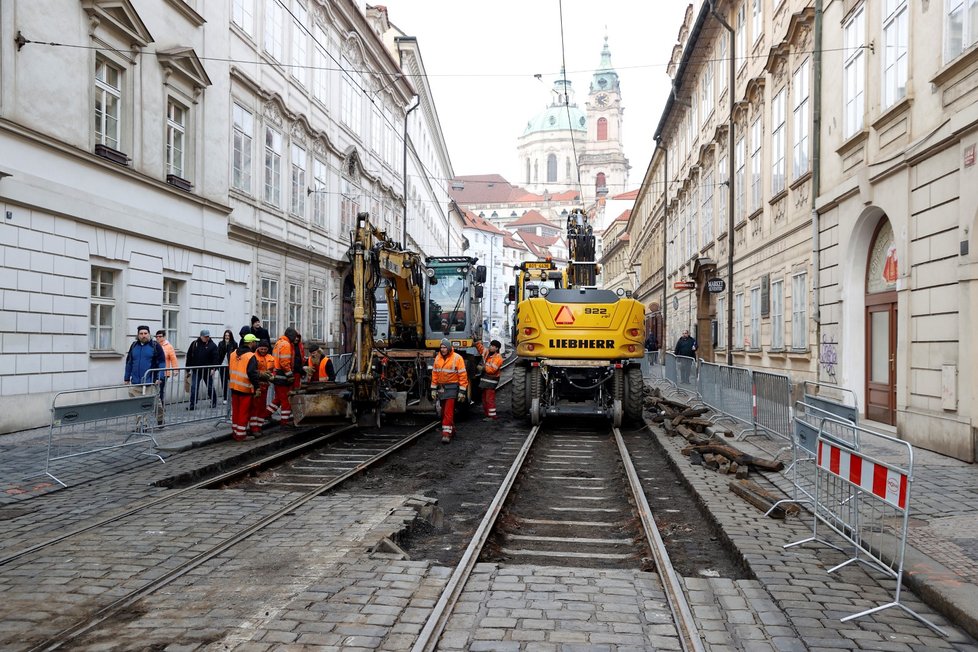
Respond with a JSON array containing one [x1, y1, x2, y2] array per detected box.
[[340, 175, 360, 235], [792, 272, 808, 349], [750, 116, 762, 211], [162, 278, 181, 344], [688, 187, 699, 256], [232, 103, 253, 192], [882, 0, 908, 108], [750, 286, 760, 349], [264, 126, 282, 206], [771, 278, 784, 349], [260, 277, 279, 338], [340, 57, 361, 129], [735, 292, 745, 348], [94, 58, 122, 150], [717, 296, 726, 348], [90, 267, 115, 350], [735, 134, 746, 220], [312, 158, 327, 227], [946, 0, 978, 61], [718, 37, 728, 91], [772, 88, 786, 194], [679, 201, 687, 263], [717, 154, 728, 221], [371, 106, 383, 154], [313, 26, 329, 104], [385, 107, 397, 168], [701, 62, 714, 120], [311, 287, 325, 341], [264, 0, 284, 61], [702, 169, 714, 244], [290, 145, 306, 217], [752, 0, 762, 43], [166, 99, 187, 179], [844, 7, 866, 138], [288, 282, 302, 330], [736, 4, 746, 64], [231, 0, 254, 36], [792, 59, 810, 180], [291, 3, 307, 86]]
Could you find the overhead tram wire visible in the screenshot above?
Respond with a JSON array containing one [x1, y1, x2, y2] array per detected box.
[[557, 0, 586, 206]]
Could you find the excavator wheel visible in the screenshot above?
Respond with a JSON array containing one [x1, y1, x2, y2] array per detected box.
[[530, 365, 543, 426], [624, 366, 644, 424], [512, 365, 529, 418]]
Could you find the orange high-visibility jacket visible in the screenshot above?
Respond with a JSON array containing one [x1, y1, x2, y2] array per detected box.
[[317, 356, 333, 382], [431, 351, 468, 395], [272, 336, 293, 373], [475, 342, 503, 378], [229, 350, 257, 394], [255, 351, 275, 377]]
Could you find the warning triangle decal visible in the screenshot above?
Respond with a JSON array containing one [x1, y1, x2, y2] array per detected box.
[[554, 306, 575, 324]]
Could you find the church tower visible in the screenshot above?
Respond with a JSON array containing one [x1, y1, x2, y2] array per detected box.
[[579, 36, 629, 205]]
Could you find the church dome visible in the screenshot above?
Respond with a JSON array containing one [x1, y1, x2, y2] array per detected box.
[[523, 107, 587, 135]]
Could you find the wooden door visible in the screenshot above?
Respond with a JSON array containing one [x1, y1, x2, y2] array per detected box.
[[865, 299, 897, 425]]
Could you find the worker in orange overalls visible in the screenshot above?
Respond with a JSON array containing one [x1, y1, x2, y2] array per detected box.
[[430, 338, 469, 444], [302, 344, 336, 383], [270, 327, 298, 426], [475, 339, 503, 421], [228, 334, 260, 441], [252, 339, 275, 433]]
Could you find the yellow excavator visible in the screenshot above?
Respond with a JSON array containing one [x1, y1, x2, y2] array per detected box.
[[512, 208, 646, 426]]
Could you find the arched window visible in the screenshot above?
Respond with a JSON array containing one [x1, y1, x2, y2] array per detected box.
[[565, 157, 571, 179], [546, 154, 557, 182], [533, 160, 538, 182], [525, 158, 531, 184], [597, 117, 608, 141], [595, 172, 606, 190]]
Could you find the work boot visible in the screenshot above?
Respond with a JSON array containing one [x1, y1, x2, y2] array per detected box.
[[441, 435, 451, 444], [232, 432, 247, 442]]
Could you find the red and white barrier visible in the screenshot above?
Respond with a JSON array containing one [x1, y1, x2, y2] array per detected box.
[[817, 439, 908, 510]]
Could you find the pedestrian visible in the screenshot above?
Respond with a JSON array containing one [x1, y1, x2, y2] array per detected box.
[[124, 325, 165, 427], [154, 330, 179, 413], [185, 329, 219, 410], [250, 315, 271, 342], [674, 329, 697, 384], [269, 327, 299, 426], [475, 339, 503, 421], [644, 330, 659, 352], [228, 334, 261, 441], [216, 329, 238, 403], [430, 338, 469, 444], [253, 339, 275, 426]]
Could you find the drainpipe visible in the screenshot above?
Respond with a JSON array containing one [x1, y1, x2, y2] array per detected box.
[[710, 1, 736, 366], [403, 95, 420, 246], [812, 0, 823, 333]]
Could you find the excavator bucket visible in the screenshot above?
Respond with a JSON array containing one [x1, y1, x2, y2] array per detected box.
[[291, 383, 352, 424]]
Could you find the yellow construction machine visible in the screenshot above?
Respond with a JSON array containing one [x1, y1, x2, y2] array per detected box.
[[512, 208, 646, 426]]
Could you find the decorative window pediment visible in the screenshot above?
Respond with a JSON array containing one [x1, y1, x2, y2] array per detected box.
[[81, 0, 153, 47], [157, 47, 211, 92]]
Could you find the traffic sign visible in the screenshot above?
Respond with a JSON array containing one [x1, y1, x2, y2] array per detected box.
[[706, 278, 726, 293], [673, 280, 696, 290]]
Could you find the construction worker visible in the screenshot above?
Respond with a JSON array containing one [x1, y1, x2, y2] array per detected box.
[[228, 334, 260, 442], [270, 327, 298, 426], [303, 344, 336, 382], [252, 339, 275, 432], [430, 338, 469, 444], [475, 339, 504, 421]]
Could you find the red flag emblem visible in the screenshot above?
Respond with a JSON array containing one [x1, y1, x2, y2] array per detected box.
[[554, 306, 575, 324]]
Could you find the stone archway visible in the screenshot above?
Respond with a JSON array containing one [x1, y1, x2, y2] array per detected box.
[[692, 258, 717, 362]]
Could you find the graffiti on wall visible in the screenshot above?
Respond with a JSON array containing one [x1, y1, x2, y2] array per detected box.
[[819, 333, 838, 382]]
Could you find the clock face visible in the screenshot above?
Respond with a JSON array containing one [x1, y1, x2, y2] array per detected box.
[[596, 93, 609, 106]]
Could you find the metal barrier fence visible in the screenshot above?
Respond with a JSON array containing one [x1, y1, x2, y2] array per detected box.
[[664, 352, 698, 398], [41, 384, 164, 486], [786, 422, 946, 635], [641, 350, 662, 381], [144, 365, 230, 426], [333, 353, 354, 383], [752, 370, 792, 442], [803, 380, 858, 426], [697, 362, 755, 430]]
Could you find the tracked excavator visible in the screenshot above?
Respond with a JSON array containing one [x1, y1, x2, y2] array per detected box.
[[511, 208, 646, 426], [292, 212, 486, 424]]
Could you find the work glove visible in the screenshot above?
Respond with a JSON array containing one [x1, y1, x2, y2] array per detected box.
[[261, 372, 273, 381], [456, 391, 466, 403], [477, 364, 485, 373], [430, 389, 438, 401]]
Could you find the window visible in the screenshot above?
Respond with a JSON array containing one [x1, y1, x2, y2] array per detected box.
[[702, 170, 714, 244], [771, 278, 784, 349], [264, 127, 282, 206], [291, 3, 307, 86], [735, 134, 745, 220], [340, 175, 360, 235], [595, 172, 606, 191], [371, 106, 383, 154], [701, 63, 714, 119], [547, 154, 557, 183], [688, 188, 698, 257], [772, 88, 786, 194], [264, 0, 284, 61], [311, 287, 325, 341], [94, 58, 121, 150], [565, 157, 571, 180], [752, 0, 762, 43], [525, 159, 531, 184], [750, 116, 762, 211], [312, 158, 327, 227], [717, 296, 726, 348], [882, 0, 908, 108], [260, 277, 279, 338], [597, 117, 608, 141], [735, 4, 746, 64], [90, 267, 115, 350], [231, 0, 254, 36], [162, 278, 181, 344], [946, 0, 978, 60], [750, 286, 760, 349], [844, 7, 866, 138], [679, 202, 687, 263], [290, 145, 306, 217], [232, 103, 253, 192], [166, 99, 187, 179], [792, 273, 808, 349], [735, 292, 744, 348], [718, 37, 728, 91], [717, 154, 728, 220], [288, 283, 302, 330], [792, 59, 810, 179], [313, 26, 329, 103], [340, 56, 361, 129]]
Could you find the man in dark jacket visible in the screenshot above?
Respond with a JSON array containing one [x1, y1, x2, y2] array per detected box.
[[186, 329, 219, 410], [644, 331, 659, 352], [250, 315, 271, 342], [674, 329, 697, 383], [124, 325, 165, 426]]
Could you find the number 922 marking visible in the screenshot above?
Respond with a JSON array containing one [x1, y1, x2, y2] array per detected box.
[[584, 307, 608, 315]]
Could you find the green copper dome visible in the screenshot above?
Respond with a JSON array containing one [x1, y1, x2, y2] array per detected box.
[[523, 72, 586, 136]]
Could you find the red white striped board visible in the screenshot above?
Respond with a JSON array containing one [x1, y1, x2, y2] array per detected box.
[[817, 439, 908, 510]]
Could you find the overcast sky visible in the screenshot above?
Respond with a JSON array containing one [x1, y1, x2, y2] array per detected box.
[[381, 0, 694, 189]]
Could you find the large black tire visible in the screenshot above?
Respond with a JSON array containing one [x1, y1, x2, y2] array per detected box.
[[512, 365, 528, 418], [624, 366, 644, 423]]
